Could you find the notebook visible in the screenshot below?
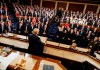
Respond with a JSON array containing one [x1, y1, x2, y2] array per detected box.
[[43, 64, 54, 70]]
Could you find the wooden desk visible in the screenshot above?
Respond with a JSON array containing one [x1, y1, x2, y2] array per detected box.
[[7, 52, 66, 70], [7, 33, 47, 44], [59, 43, 70, 48], [0, 36, 29, 49], [38, 60, 63, 70], [46, 41, 59, 47], [9, 55, 37, 70], [44, 46, 100, 69], [7, 33, 89, 53], [59, 43, 89, 52], [46, 42, 89, 53], [0, 34, 100, 69], [0, 46, 66, 70]]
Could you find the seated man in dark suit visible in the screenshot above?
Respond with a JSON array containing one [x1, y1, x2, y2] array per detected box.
[[28, 28, 45, 56], [89, 37, 99, 57]]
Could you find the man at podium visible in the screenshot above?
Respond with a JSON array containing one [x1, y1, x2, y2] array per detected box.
[[28, 28, 45, 56]]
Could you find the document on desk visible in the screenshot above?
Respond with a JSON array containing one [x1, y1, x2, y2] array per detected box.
[[43, 64, 54, 70], [0, 52, 19, 70], [0, 56, 6, 69]]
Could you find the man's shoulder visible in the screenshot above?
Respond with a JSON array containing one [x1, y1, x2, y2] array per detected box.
[[29, 34, 38, 38], [29, 34, 33, 37]]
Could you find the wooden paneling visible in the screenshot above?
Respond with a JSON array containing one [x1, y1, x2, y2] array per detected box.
[[86, 5, 98, 13], [33, 0, 40, 6], [57, 2, 67, 10], [0, 0, 3, 2], [68, 3, 84, 12], [42, 1, 55, 9], [19, 0, 31, 5], [10, 0, 18, 3], [44, 0, 100, 4], [19, 0, 24, 4], [4, 0, 9, 3]]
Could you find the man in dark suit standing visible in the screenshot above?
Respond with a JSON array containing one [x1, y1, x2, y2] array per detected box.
[[28, 28, 45, 56], [17, 21, 25, 35], [28, 22, 35, 34], [6, 21, 13, 33], [56, 8, 63, 19]]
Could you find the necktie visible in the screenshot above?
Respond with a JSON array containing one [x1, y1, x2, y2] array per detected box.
[[2, 25, 4, 32], [32, 25, 33, 29], [19, 25, 21, 29], [71, 24, 73, 28], [26, 25, 27, 31]]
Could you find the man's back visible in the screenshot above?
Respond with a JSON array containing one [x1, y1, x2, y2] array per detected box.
[[28, 33, 44, 55], [28, 34, 40, 46]]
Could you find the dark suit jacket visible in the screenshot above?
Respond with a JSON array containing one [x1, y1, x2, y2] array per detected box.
[[90, 41, 99, 56], [39, 24, 44, 36], [28, 34, 44, 55], [27, 24, 34, 34], [6, 25, 13, 33], [17, 23, 25, 35], [0, 24, 7, 33]]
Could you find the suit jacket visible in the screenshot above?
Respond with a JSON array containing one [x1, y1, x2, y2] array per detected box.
[[75, 34, 81, 46], [0, 24, 7, 33], [27, 24, 34, 34], [28, 34, 44, 55], [27, 12, 32, 16], [70, 24, 76, 29], [23, 23, 29, 35], [39, 24, 44, 36], [17, 23, 25, 35], [90, 41, 99, 56], [6, 25, 13, 33]]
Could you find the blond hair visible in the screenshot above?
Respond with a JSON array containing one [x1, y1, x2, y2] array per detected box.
[[32, 28, 39, 35]]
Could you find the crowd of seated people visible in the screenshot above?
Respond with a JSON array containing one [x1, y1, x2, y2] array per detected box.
[[60, 10, 100, 27], [0, 3, 100, 56], [0, 2, 14, 34], [13, 3, 56, 18], [12, 3, 100, 49], [12, 4, 100, 26], [56, 23, 99, 48], [0, 3, 8, 16], [0, 2, 11, 20], [0, 20, 13, 34], [12, 3, 57, 36], [55, 10, 100, 52]]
